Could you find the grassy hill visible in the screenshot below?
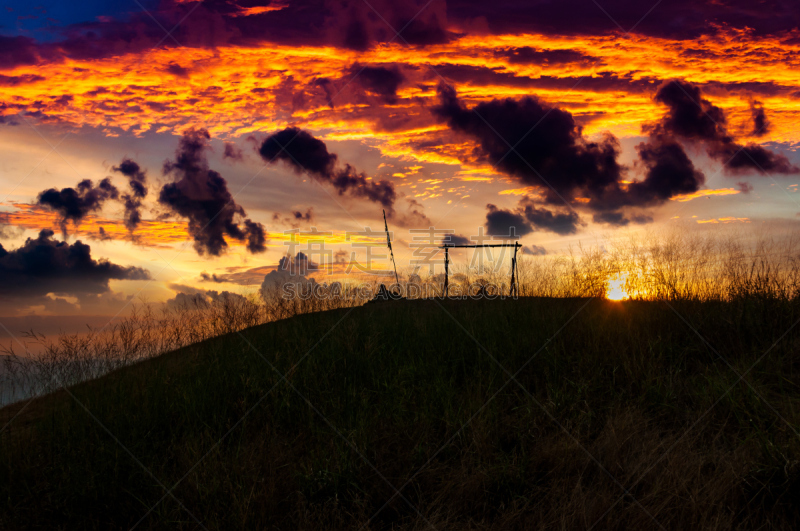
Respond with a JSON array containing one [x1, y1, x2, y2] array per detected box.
[[2, 297, 800, 529]]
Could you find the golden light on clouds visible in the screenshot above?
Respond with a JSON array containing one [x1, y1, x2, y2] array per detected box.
[[671, 188, 741, 202], [696, 217, 751, 224], [0, 204, 388, 249], [499, 187, 538, 196], [2, 28, 800, 157], [2, 203, 190, 247]]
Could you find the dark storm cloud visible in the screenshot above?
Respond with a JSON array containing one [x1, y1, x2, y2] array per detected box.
[[259, 127, 397, 214], [391, 15, 449, 45], [8, 0, 800, 73], [159, 128, 266, 256], [343, 15, 370, 51], [446, 0, 800, 39], [0, 35, 39, 69], [260, 127, 336, 174], [650, 80, 797, 175], [112, 158, 148, 232], [592, 211, 630, 226], [488, 200, 584, 237], [332, 0, 451, 47], [630, 134, 706, 204], [37, 178, 119, 235], [7, 1, 396, 67], [432, 82, 625, 206], [749, 101, 770, 137], [433, 85, 623, 212], [434, 83, 708, 219], [242, 218, 266, 252], [0, 229, 150, 298], [213, 0, 331, 47], [650, 80, 728, 141], [709, 142, 798, 175], [0, 2, 234, 66], [46, 10, 182, 63], [519, 198, 582, 235], [351, 65, 405, 103], [0, 0, 454, 70], [485, 204, 533, 238], [441, 233, 471, 246]]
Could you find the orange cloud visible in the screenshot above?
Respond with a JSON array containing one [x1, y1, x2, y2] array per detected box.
[[696, 217, 751, 224], [1, 203, 189, 247], [500, 186, 537, 196], [0, 204, 387, 249], [671, 188, 741, 202], [1, 28, 798, 159]]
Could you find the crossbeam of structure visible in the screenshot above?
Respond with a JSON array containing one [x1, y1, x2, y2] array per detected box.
[[441, 244, 518, 248], [438, 242, 521, 297]]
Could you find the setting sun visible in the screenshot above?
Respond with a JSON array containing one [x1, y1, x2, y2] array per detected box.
[[606, 274, 629, 301]]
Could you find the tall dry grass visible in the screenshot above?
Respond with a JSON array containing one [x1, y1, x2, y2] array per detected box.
[[0, 283, 364, 405], [2, 231, 799, 406], [514, 231, 800, 300]]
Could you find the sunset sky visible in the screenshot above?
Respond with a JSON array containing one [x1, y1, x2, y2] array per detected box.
[[1, 0, 800, 322]]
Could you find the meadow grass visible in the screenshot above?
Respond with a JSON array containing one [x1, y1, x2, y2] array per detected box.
[[2, 232, 800, 529], [2, 294, 800, 529]]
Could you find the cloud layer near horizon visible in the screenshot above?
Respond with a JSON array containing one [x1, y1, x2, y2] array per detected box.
[[0, 229, 150, 298]]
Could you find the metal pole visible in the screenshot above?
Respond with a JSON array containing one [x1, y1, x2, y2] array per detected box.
[[510, 242, 519, 297], [443, 246, 449, 297], [383, 209, 400, 287]]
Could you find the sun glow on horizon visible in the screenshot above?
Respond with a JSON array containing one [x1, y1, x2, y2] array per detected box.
[[606, 274, 629, 301]]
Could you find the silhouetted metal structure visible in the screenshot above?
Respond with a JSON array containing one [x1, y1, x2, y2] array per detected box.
[[440, 242, 521, 297], [383, 209, 400, 287], [379, 209, 520, 299]]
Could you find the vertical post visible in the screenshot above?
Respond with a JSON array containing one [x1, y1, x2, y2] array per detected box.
[[383, 209, 400, 288], [510, 242, 519, 297], [443, 246, 449, 298]]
